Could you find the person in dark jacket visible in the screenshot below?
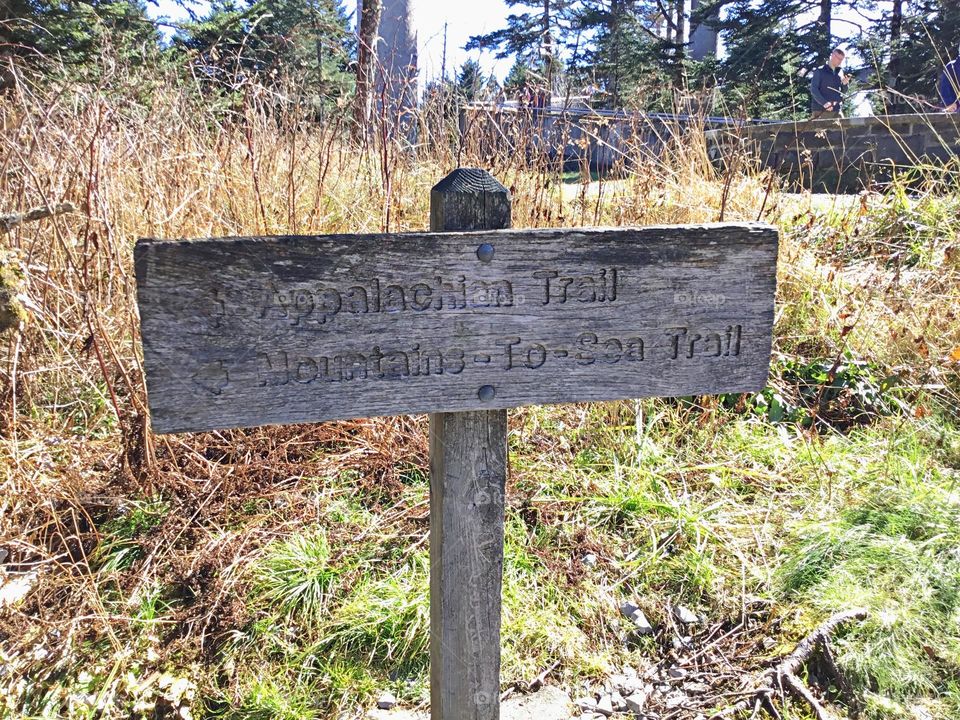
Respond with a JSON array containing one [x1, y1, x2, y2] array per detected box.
[[810, 48, 849, 118], [938, 47, 960, 112]]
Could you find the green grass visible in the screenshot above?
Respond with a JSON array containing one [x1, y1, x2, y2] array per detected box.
[[253, 530, 339, 622], [191, 354, 960, 719], [310, 555, 431, 672], [93, 498, 169, 573], [774, 422, 960, 718], [222, 677, 323, 720]]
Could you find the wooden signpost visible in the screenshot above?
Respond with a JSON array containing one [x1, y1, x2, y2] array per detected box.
[[135, 168, 778, 719]]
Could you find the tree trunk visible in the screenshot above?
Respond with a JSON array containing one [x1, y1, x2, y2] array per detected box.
[[309, 0, 324, 101], [887, 0, 903, 102], [675, 0, 686, 48], [377, 0, 417, 135], [673, 0, 686, 86], [353, 0, 382, 136], [609, 0, 623, 107], [818, 0, 832, 58], [689, 0, 719, 60], [542, 0, 554, 90]]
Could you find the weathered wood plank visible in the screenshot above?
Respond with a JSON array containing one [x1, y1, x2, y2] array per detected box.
[[429, 409, 506, 720], [428, 167, 510, 720], [135, 222, 778, 434]]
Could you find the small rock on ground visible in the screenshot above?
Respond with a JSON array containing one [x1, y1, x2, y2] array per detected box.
[[366, 686, 572, 720], [629, 609, 654, 634], [625, 690, 648, 715], [366, 709, 424, 720], [377, 692, 398, 710], [502, 686, 573, 720], [609, 690, 626, 712], [575, 696, 598, 713]]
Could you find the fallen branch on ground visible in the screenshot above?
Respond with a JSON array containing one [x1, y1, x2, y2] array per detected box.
[[0, 202, 76, 232], [711, 608, 869, 720]]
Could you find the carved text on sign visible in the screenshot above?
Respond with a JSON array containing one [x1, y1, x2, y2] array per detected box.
[[256, 267, 622, 329], [238, 325, 742, 388]]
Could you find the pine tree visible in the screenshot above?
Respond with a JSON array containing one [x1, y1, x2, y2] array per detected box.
[[174, 0, 354, 106], [503, 59, 534, 96], [457, 59, 485, 101], [466, 0, 574, 91], [575, 1, 674, 107], [0, 0, 160, 78], [701, 0, 856, 118], [857, 1, 960, 111]]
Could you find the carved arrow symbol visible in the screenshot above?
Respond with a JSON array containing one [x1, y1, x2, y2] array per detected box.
[[191, 360, 229, 395]]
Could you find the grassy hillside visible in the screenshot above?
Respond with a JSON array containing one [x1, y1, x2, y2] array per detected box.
[[1, 69, 959, 720]]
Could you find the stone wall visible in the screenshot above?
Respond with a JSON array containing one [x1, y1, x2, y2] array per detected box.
[[459, 107, 725, 172], [459, 109, 960, 191], [706, 114, 960, 193]]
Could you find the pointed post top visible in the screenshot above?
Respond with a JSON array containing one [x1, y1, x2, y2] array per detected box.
[[430, 168, 511, 233]]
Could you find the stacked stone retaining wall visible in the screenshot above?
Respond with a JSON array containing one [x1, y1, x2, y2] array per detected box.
[[706, 114, 960, 192]]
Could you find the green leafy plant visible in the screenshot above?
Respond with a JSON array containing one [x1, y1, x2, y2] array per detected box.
[[726, 353, 903, 429]]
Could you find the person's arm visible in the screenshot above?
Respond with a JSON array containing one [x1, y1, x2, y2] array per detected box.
[[940, 66, 959, 110], [938, 70, 952, 106], [810, 69, 831, 109]]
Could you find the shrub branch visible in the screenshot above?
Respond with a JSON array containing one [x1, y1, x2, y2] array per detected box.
[[0, 202, 76, 233]]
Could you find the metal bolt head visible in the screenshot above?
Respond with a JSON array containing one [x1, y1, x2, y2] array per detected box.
[[478, 385, 496, 402], [476, 243, 495, 263]]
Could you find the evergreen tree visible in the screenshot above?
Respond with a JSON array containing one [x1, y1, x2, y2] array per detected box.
[[456, 59, 484, 101], [857, 0, 960, 111], [483, 73, 503, 101], [174, 0, 353, 104], [466, 0, 575, 91], [572, 0, 673, 107], [699, 0, 857, 118], [0, 0, 160, 78], [898, 2, 960, 101], [503, 58, 534, 96]]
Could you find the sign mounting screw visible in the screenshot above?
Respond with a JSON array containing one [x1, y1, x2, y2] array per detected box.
[[476, 243, 495, 263], [478, 385, 496, 401]]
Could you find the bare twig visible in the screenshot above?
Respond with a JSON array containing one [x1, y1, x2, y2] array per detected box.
[[711, 608, 868, 720]]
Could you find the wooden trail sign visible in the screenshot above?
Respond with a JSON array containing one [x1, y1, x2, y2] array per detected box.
[[135, 224, 777, 435], [135, 168, 779, 720]]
